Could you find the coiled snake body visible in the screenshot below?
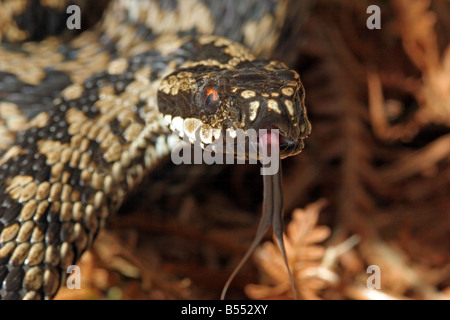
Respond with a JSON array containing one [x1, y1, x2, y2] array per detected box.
[[0, 0, 310, 299]]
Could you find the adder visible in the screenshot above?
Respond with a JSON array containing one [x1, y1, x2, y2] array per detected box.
[[0, 0, 311, 299]]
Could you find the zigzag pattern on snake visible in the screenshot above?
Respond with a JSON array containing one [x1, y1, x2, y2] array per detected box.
[[0, 0, 310, 299]]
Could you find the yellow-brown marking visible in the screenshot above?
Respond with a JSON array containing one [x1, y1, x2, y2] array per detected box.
[[41, 0, 66, 10], [126, 0, 216, 37], [108, 58, 129, 75], [38, 140, 67, 165], [241, 90, 256, 99], [0, 102, 27, 132], [159, 73, 196, 96], [249, 101, 260, 121], [241, 0, 288, 57], [123, 123, 144, 142], [281, 87, 294, 97], [0, 242, 16, 260], [20, 199, 38, 221], [0, 1, 28, 42], [16, 220, 34, 243], [19, 181, 37, 202], [200, 124, 213, 144], [184, 118, 202, 137], [6, 175, 34, 200], [0, 146, 24, 166], [0, 38, 63, 85], [61, 84, 84, 100], [36, 181, 50, 200], [285, 100, 295, 117], [28, 112, 51, 129], [1, 223, 20, 243], [10, 242, 31, 265], [26, 243, 45, 266], [267, 99, 282, 114]]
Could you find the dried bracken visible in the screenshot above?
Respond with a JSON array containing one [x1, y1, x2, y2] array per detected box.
[[394, 0, 450, 126], [369, 0, 450, 141], [245, 200, 335, 300]]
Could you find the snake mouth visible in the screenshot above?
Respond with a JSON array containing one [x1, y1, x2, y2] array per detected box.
[[279, 135, 304, 158], [261, 126, 305, 159], [163, 114, 305, 159]]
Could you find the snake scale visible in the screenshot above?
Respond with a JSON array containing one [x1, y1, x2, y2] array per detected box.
[[0, 0, 311, 300]]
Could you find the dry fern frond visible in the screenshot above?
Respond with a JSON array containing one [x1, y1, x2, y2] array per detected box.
[[393, 0, 440, 72], [245, 199, 335, 300], [393, 0, 450, 126], [420, 46, 450, 124], [369, 0, 450, 142]]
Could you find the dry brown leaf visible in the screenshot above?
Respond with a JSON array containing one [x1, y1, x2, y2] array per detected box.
[[369, 0, 450, 142], [394, 0, 450, 126], [245, 199, 334, 300]]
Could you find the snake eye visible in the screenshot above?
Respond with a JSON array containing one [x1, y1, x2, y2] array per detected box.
[[204, 87, 219, 114]]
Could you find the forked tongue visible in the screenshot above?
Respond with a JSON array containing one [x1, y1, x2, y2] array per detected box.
[[220, 130, 297, 300]]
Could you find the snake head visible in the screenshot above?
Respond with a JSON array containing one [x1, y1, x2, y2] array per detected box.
[[157, 58, 311, 159]]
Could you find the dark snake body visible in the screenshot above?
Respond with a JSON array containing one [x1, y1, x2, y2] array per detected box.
[[0, 0, 310, 299]]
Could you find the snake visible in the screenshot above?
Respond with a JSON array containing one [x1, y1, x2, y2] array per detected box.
[[0, 0, 311, 300]]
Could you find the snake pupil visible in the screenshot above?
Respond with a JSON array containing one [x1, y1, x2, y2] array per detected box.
[[205, 93, 214, 105], [204, 87, 219, 113]]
